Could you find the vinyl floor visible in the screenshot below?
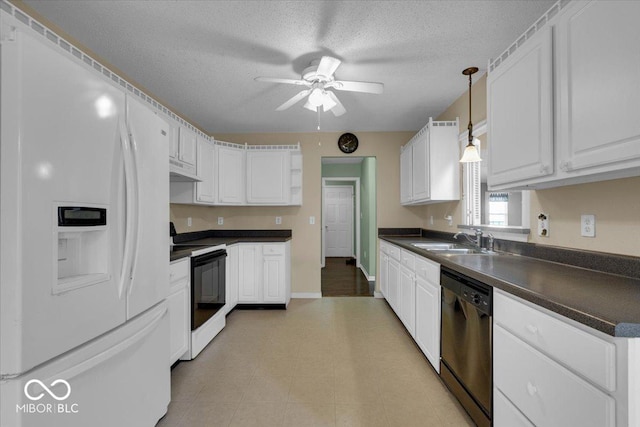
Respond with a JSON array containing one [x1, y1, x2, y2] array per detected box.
[[156, 297, 474, 427]]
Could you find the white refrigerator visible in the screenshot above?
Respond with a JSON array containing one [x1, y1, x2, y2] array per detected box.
[[1, 17, 170, 427]]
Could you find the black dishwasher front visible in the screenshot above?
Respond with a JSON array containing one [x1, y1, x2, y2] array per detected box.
[[440, 267, 492, 427]]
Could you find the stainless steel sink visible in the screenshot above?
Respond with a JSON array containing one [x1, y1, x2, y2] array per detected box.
[[410, 242, 495, 255]]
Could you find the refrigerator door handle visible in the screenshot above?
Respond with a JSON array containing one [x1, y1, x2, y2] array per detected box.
[[118, 117, 136, 299], [126, 117, 141, 296]]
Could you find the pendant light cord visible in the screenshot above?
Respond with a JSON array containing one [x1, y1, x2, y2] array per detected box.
[[467, 73, 474, 146]]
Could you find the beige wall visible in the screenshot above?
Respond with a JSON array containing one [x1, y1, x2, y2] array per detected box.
[[426, 74, 640, 257], [171, 131, 422, 294]]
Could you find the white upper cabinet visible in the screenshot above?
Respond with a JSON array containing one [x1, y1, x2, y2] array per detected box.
[[487, 0, 640, 190], [556, 0, 640, 174], [178, 126, 198, 167], [217, 145, 246, 204], [195, 138, 216, 204], [169, 124, 200, 181], [400, 118, 460, 205], [400, 144, 413, 204], [246, 150, 291, 205], [487, 26, 554, 187]]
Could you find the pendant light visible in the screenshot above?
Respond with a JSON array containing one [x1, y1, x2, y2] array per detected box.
[[459, 66, 482, 163]]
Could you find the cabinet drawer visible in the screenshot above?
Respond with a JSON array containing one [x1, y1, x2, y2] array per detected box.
[[169, 258, 189, 285], [494, 388, 535, 427], [386, 244, 401, 261], [379, 241, 390, 255], [494, 290, 616, 391], [414, 256, 439, 282], [262, 244, 284, 256], [400, 249, 415, 270], [494, 325, 615, 427]]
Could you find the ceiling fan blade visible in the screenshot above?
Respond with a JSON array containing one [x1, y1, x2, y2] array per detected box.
[[255, 77, 310, 86], [275, 89, 311, 111], [326, 91, 346, 117], [316, 56, 341, 78], [330, 80, 384, 94]]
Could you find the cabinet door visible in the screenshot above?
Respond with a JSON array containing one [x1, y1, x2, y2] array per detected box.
[[387, 258, 400, 314], [263, 255, 285, 303], [178, 127, 197, 166], [237, 245, 261, 302], [415, 277, 441, 372], [218, 146, 245, 204], [169, 124, 180, 160], [556, 0, 640, 173], [399, 266, 416, 337], [167, 285, 189, 365], [411, 133, 429, 201], [195, 139, 216, 204], [400, 145, 413, 204], [487, 26, 554, 187], [246, 150, 290, 204], [226, 245, 239, 311], [379, 252, 388, 299]]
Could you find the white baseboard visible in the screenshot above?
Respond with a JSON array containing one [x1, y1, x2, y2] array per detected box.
[[373, 291, 384, 299], [291, 292, 322, 299], [359, 265, 375, 282]]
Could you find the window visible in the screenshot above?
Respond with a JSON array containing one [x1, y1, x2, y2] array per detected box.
[[459, 120, 531, 234]]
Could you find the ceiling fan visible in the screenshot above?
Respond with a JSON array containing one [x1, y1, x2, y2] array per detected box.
[[254, 56, 384, 117]]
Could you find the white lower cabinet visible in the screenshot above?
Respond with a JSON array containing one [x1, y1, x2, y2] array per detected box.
[[168, 258, 190, 365], [414, 256, 441, 373], [236, 242, 290, 306], [378, 240, 441, 372], [226, 244, 239, 312], [494, 289, 638, 427], [399, 250, 416, 337]]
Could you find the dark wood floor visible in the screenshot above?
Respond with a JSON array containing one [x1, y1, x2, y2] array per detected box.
[[321, 257, 375, 297]]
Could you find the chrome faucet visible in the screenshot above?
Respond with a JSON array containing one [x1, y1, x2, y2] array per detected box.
[[454, 229, 483, 248]]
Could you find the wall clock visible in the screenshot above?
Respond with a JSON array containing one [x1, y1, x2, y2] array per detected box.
[[338, 133, 359, 154]]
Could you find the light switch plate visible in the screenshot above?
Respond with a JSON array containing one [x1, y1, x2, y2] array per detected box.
[[309, 216, 315, 225], [217, 217, 224, 225], [581, 214, 595, 237], [275, 216, 282, 225]]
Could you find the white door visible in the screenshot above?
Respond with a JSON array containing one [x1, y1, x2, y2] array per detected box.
[[196, 138, 216, 204], [1, 30, 128, 375], [125, 96, 170, 319], [415, 276, 441, 372], [324, 186, 354, 257], [178, 126, 197, 166], [400, 145, 413, 204]]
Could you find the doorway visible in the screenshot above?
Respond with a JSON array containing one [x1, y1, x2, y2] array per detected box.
[[320, 157, 377, 296]]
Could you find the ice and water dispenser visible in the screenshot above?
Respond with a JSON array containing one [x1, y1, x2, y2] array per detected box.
[[55, 205, 110, 294]]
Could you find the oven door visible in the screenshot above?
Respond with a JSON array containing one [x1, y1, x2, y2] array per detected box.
[[191, 249, 226, 330]]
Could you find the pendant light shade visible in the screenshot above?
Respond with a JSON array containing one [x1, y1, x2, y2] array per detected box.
[[460, 67, 482, 163]]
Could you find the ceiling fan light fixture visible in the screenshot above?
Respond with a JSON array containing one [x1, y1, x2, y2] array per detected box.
[[308, 88, 325, 107], [322, 93, 337, 111], [460, 66, 482, 163]]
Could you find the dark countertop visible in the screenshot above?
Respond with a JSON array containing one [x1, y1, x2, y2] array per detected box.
[[380, 235, 640, 337], [170, 230, 291, 262]]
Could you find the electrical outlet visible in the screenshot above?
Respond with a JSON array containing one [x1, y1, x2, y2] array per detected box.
[[187, 217, 192, 227], [275, 216, 282, 225], [309, 216, 315, 225], [429, 216, 434, 226], [217, 217, 224, 225], [537, 213, 549, 237], [581, 214, 595, 237]]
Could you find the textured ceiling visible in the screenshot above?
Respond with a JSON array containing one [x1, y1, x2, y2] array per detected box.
[[21, 0, 554, 135]]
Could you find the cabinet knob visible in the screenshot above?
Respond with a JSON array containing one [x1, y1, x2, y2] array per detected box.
[[559, 161, 572, 172], [526, 382, 538, 396], [526, 324, 538, 334], [539, 164, 549, 174]]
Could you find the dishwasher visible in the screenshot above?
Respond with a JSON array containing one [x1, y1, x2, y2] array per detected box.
[[440, 267, 492, 427]]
